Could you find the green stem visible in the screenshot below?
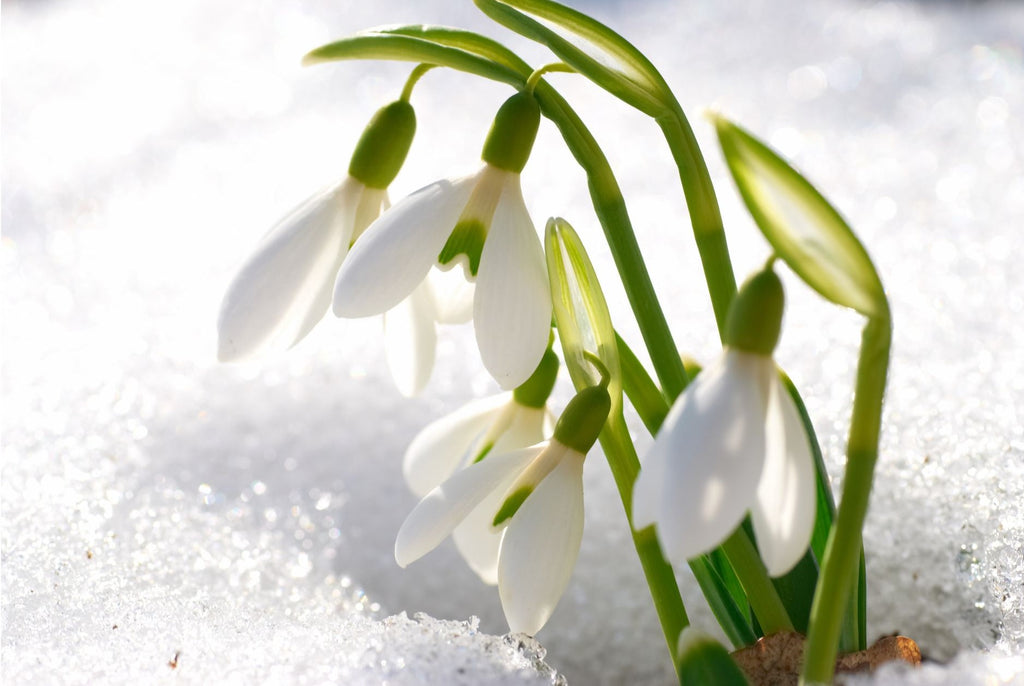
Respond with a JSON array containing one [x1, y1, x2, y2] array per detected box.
[[656, 107, 737, 339], [532, 83, 689, 400], [801, 314, 891, 684], [400, 63, 436, 102], [720, 529, 794, 635], [600, 412, 689, 674]]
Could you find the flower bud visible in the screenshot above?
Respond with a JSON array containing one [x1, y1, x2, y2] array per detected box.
[[348, 100, 416, 189], [553, 385, 611, 454], [481, 92, 541, 173], [725, 266, 784, 356]]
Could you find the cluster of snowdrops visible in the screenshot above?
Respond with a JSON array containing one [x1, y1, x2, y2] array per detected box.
[[217, 2, 895, 684]]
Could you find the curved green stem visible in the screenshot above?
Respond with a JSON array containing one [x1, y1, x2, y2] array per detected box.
[[526, 62, 574, 93], [400, 63, 436, 101], [801, 313, 891, 684], [656, 108, 737, 339], [600, 412, 689, 674]]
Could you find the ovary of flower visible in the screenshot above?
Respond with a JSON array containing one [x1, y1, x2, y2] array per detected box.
[[632, 349, 817, 577], [217, 176, 388, 362], [402, 393, 554, 583], [395, 439, 584, 636], [332, 163, 552, 391]]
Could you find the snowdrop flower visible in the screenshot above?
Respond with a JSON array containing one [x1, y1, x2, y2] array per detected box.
[[217, 99, 416, 363], [633, 266, 816, 577], [395, 384, 610, 636], [333, 91, 551, 390], [402, 348, 559, 583]]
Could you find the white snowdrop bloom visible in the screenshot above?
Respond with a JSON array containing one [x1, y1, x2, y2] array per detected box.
[[217, 100, 416, 364], [333, 92, 552, 390], [632, 268, 816, 577], [402, 349, 559, 583], [395, 385, 610, 636], [217, 177, 389, 362]]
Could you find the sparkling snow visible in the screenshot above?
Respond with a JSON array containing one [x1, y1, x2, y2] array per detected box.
[[3, 0, 1023, 683]]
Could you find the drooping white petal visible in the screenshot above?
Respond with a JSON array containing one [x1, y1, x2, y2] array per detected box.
[[498, 450, 585, 635], [650, 350, 774, 566], [426, 267, 475, 324], [492, 405, 550, 455], [451, 484, 509, 585], [474, 176, 552, 389], [751, 374, 818, 576], [334, 175, 476, 318], [402, 393, 510, 498], [218, 178, 363, 361], [631, 442, 668, 531], [384, 283, 438, 398], [394, 445, 542, 568]]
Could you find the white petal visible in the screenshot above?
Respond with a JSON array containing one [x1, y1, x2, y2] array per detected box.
[[751, 375, 818, 576], [394, 445, 542, 568], [218, 178, 362, 361], [473, 177, 552, 389], [451, 485, 508, 585], [498, 451, 585, 635], [631, 444, 668, 531], [384, 283, 438, 398], [426, 267, 475, 324], [649, 351, 774, 566], [492, 406, 550, 454], [402, 393, 510, 497], [334, 175, 476, 318]]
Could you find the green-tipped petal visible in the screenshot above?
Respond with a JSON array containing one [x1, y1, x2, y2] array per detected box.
[[713, 115, 887, 318]]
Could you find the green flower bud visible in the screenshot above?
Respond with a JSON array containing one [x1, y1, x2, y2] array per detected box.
[[513, 347, 560, 409], [676, 628, 751, 686], [348, 100, 416, 189], [725, 265, 784, 356], [553, 385, 611, 454], [480, 92, 541, 174]]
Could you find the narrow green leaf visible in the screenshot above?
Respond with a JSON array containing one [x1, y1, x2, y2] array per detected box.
[[689, 559, 758, 648], [303, 32, 522, 88], [377, 24, 532, 74], [474, 0, 667, 116], [714, 115, 887, 318]]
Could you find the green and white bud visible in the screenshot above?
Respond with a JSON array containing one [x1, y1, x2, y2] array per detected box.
[[676, 628, 751, 686]]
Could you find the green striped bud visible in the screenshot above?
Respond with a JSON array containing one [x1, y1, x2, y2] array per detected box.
[[513, 347, 559, 409]]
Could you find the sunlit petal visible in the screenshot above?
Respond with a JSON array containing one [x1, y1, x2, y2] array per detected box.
[[492, 405, 550, 454], [384, 283, 438, 398], [498, 452, 585, 635], [631, 446, 667, 531], [218, 178, 362, 361], [395, 446, 542, 568], [402, 393, 510, 498], [474, 177, 551, 389], [751, 375, 818, 576], [452, 485, 508, 585], [334, 175, 475, 318], [426, 267, 475, 324], [653, 351, 773, 565]]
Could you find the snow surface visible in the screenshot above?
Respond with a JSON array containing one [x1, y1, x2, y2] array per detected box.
[[3, 0, 1023, 683]]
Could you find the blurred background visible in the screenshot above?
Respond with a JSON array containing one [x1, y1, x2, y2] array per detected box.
[[3, 0, 1023, 683]]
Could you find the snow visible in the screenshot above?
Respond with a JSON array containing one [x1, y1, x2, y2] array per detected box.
[[3, 0, 1023, 683]]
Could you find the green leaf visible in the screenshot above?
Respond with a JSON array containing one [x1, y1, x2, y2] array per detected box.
[[713, 115, 887, 318], [303, 31, 522, 88], [545, 217, 622, 412], [474, 0, 668, 116], [377, 24, 532, 74]]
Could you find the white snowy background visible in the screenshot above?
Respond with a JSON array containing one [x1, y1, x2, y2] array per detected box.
[[3, 0, 1024, 683]]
